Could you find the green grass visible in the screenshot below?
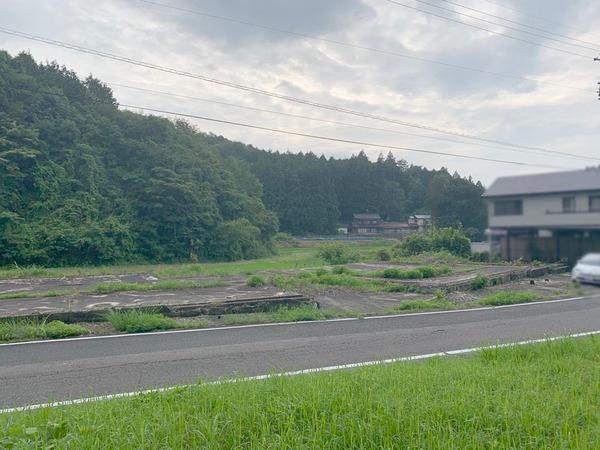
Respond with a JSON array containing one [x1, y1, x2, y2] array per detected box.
[[221, 305, 334, 326], [269, 270, 411, 293], [0, 289, 74, 300], [470, 274, 489, 290], [3, 337, 600, 448], [0, 319, 88, 342], [479, 290, 540, 306], [246, 275, 266, 287], [393, 298, 457, 311], [86, 279, 224, 295], [105, 310, 178, 333], [0, 242, 391, 281], [371, 265, 451, 280]]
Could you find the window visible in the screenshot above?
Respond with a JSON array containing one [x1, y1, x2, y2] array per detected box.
[[562, 196, 576, 213], [494, 200, 522, 216], [590, 196, 600, 212]]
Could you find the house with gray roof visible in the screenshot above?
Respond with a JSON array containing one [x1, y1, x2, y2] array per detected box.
[[483, 168, 600, 263]]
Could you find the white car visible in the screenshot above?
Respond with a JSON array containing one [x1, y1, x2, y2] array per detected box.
[[572, 253, 600, 285]]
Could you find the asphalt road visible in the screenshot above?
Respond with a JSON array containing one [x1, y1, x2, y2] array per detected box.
[[1, 293, 600, 409]]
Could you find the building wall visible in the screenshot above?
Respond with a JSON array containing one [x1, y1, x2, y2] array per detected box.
[[488, 191, 600, 228]]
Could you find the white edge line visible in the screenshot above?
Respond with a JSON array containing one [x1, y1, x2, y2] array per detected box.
[[0, 294, 596, 348], [2, 329, 599, 415]]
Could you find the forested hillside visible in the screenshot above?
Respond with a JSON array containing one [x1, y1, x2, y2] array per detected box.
[[0, 51, 486, 267], [217, 144, 487, 236]]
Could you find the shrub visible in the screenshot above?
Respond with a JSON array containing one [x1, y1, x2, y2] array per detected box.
[[381, 266, 450, 280], [479, 291, 539, 306], [247, 275, 267, 287], [331, 266, 351, 275], [376, 249, 392, 261], [272, 232, 299, 248], [470, 251, 490, 262], [470, 275, 489, 290], [106, 310, 178, 333], [0, 319, 88, 342], [317, 244, 359, 265], [394, 228, 471, 258]]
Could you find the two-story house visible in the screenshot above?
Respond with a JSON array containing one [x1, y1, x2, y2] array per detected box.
[[483, 168, 600, 263]]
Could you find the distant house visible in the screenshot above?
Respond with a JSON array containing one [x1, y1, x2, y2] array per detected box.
[[483, 168, 600, 263], [349, 213, 431, 237], [408, 214, 432, 233]]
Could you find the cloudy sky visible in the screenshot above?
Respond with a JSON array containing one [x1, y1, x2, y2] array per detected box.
[[1, 0, 599, 185]]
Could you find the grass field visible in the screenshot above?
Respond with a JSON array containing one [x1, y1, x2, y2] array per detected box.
[[1, 337, 598, 448], [0, 319, 88, 342], [0, 242, 392, 281]]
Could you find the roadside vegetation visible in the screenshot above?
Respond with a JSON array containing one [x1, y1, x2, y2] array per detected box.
[[2, 337, 599, 448], [479, 291, 540, 306], [0, 319, 88, 342], [221, 305, 340, 326]]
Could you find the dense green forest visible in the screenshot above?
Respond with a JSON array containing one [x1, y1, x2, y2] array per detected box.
[[0, 51, 486, 266]]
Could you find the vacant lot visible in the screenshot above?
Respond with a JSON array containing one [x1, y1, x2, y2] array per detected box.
[[2, 337, 599, 448]]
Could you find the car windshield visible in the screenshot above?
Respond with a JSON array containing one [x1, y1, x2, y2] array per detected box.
[[580, 255, 600, 267]]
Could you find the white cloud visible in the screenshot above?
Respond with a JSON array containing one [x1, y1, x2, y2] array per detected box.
[[1, 0, 599, 186]]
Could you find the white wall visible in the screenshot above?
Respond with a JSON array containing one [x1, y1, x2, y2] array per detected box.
[[488, 191, 600, 228]]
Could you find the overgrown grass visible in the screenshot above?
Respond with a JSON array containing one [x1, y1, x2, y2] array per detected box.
[[246, 275, 266, 287], [392, 298, 457, 311], [269, 270, 412, 293], [373, 265, 451, 279], [87, 280, 225, 295], [0, 242, 392, 281], [479, 291, 540, 306], [3, 337, 600, 448], [0, 319, 88, 342], [470, 274, 489, 290], [221, 305, 332, 326], [105, 310, 178, 333], [0, 289, 74, 301]]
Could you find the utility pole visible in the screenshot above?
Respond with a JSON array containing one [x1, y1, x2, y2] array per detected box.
[[596, 56, 600, 100]]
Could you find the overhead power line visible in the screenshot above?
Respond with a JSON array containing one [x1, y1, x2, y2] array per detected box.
[[437, 0, 600, 50], [119, 103, 566, 169], [136, 0, 592, 94], [475, 0, 600, 40], [1, 26, 593, 161], [109, 82, 600, 163], [412, 0, 599, 52], [383, 0, 594, 59]]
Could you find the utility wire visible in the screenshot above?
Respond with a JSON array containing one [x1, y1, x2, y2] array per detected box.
[[109, 82, 600, 163], [475, 0, 600, 40], [119, 103, 567, 169], [383, 0, 594, 59], [412, 0, 599, 52], [136, 0, 592, 94], [437, 0, 600, 50], [1, 26, 593, 160]]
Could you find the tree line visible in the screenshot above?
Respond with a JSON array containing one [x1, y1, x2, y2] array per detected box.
[[0, 51, 486, 267]]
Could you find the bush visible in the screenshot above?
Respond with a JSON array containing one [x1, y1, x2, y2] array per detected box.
[[331, 266, 351, 275], [381, 266, 450, 280], [479, 291, 539, 306], [0, 319, 88, 342], [470, 251, 490, 262], [106, 310, 178, 333], [394, 228, 471, 258], [247, 275, 267, 287], [470, 275, 489, 290], [272, 232, 299, 248], [317, 244, 359, 265], [376, 249, 392, 261]]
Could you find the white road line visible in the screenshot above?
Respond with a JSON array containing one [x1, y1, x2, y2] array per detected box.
[[0, 293, 598, 348], [2, 329, 599, 414]]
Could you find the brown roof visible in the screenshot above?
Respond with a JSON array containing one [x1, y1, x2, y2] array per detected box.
[[378, 222, 412, 229]]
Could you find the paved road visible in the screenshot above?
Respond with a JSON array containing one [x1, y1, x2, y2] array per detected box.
[[1, 293, 600, 409]]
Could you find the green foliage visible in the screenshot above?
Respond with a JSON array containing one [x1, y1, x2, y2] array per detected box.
[[376, 248, 392, 261], [246, 275, 266, 287], [106, 310, 178, 333], [222, 305, 329, 326], [395, 228, 472, 258], [479, 291, 540, 306], [271, 232, 300, 248], [331, 265, 351, 275], [0, 319, 88, 342], [86, 280, 223, 295], [317, 244, 359, 265], [0, 51, 277, 266], [470, 275, 489, 290], [381, 265, 450, 280], [4, 337, 599, 448], [470, 251, 490, 262], [393, 299, 456, 311]]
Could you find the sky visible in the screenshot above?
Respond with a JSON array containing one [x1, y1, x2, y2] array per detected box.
[[1, 0, 599, 186]]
